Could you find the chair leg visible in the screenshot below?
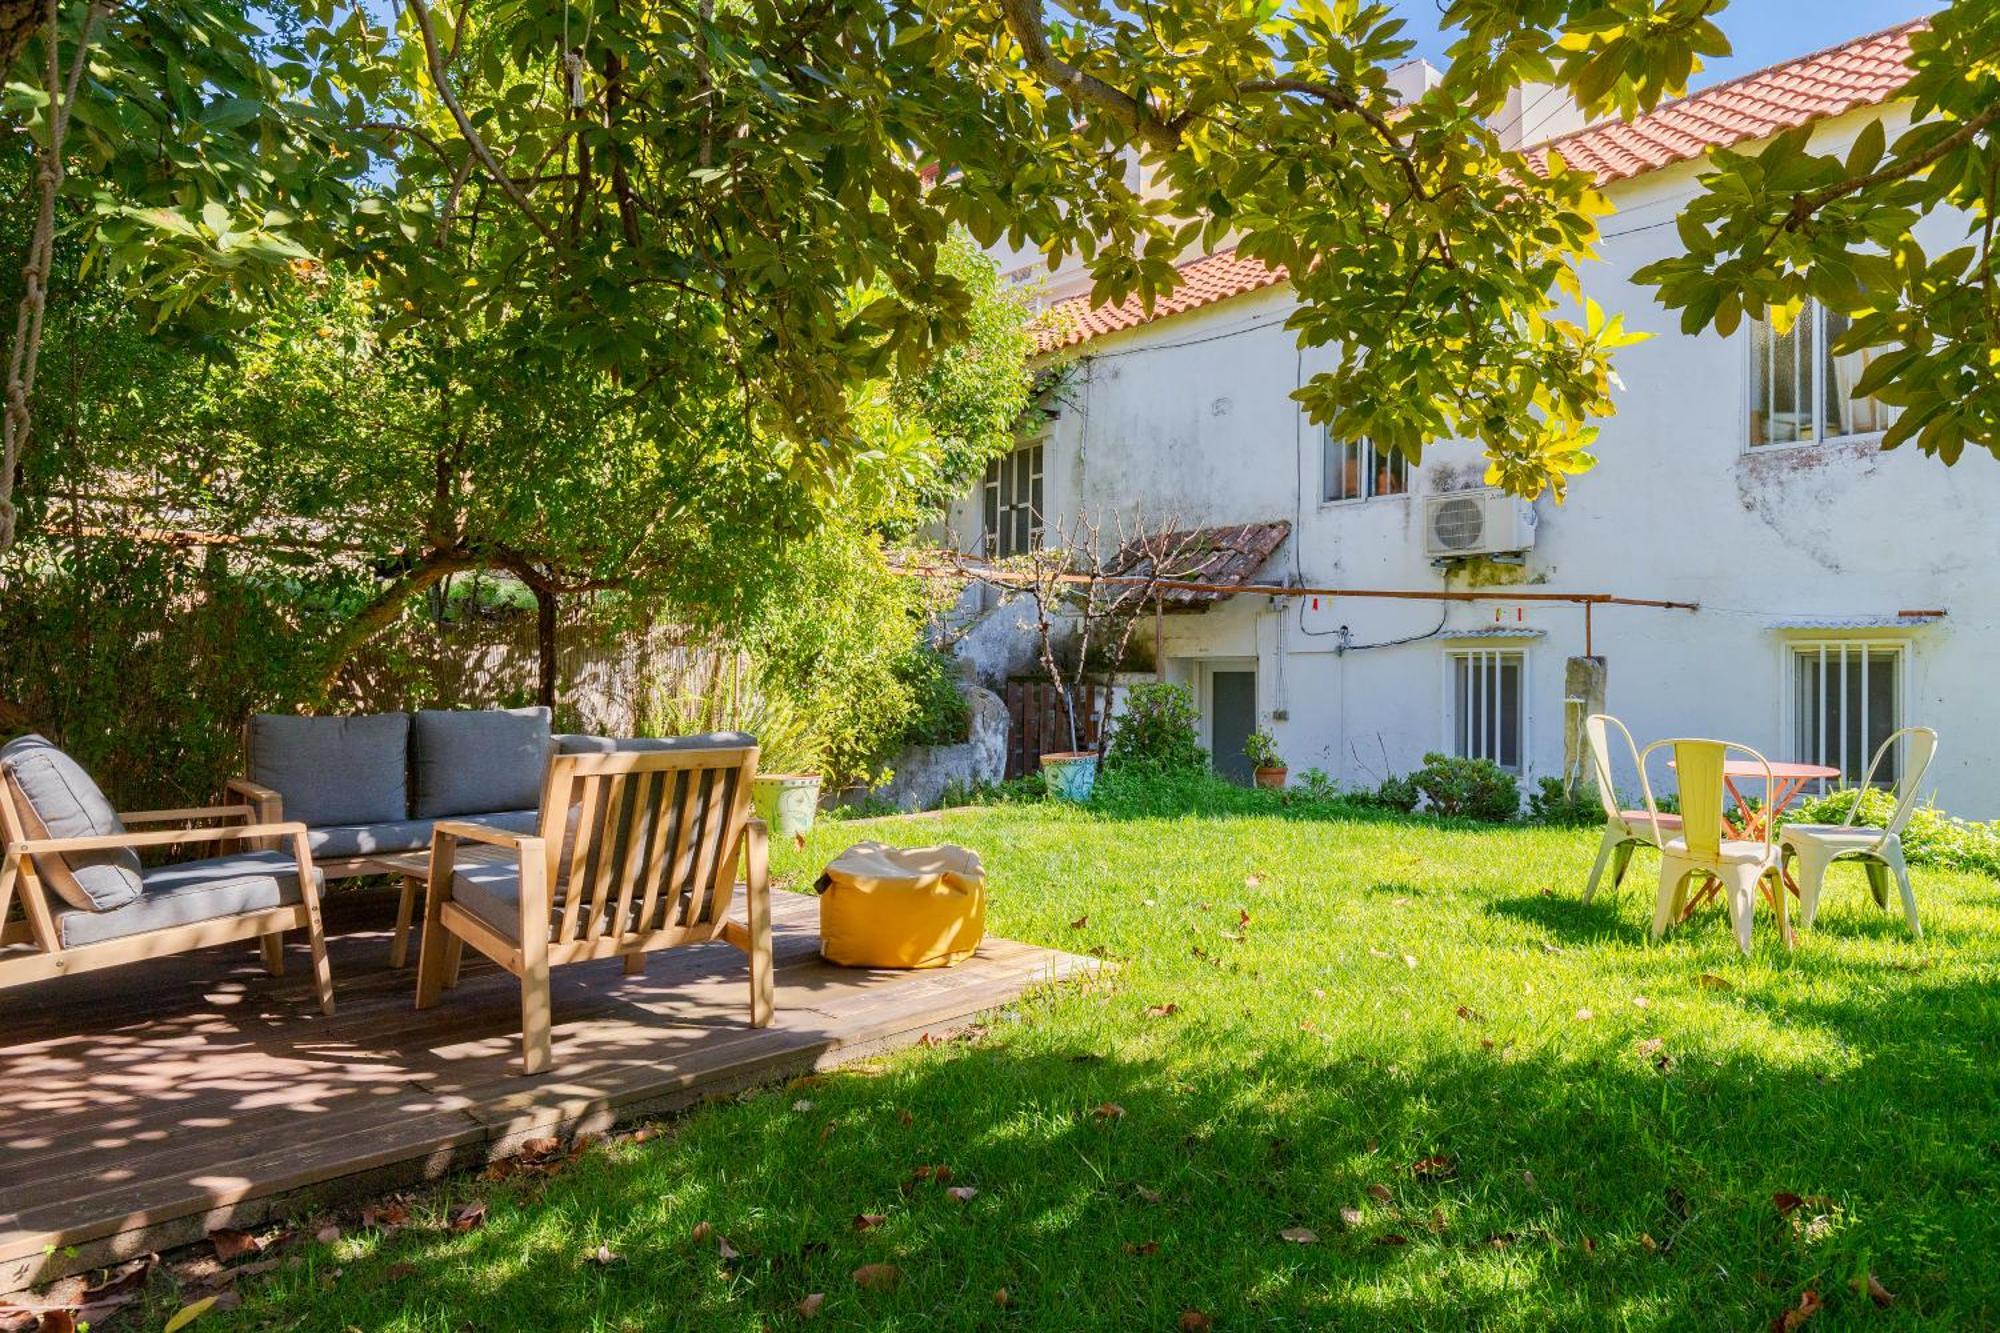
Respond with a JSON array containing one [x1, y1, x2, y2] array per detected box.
[[1610, 841, 1638, 891], [390, 874, 418, 969], [444, 936, 465, 989], [746, 826, 774, 1029], [623, 951, 646, 976], [1650, 861, 1688, 942], [1789, 845, 1836, 930], [303, 911, 335, 1017], [259, 932, 286, 977], [1719, 864, 1760, 956], [1862, 861, 1892, 910], [413, 897, 452, 1012], [1583, 825, 1619, 902], [1880, 843, 1922, 940], [520, 950, 553, 1076]]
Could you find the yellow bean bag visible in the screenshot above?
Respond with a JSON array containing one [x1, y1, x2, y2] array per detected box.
[[814, 841, 986, 969]]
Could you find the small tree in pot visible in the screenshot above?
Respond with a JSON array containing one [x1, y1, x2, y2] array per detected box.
[[1244, 728, 1287, 790]]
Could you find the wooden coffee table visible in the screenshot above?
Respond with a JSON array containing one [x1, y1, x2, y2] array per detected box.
[[359, 846, 512, 968]]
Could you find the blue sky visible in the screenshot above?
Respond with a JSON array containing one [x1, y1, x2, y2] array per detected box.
[[1386, 0, 1936, 88]]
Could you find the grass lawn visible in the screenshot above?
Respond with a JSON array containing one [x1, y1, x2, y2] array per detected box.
[[197, 798, 2000, 1330]]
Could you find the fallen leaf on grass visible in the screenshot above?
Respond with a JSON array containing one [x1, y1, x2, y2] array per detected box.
[[1401, 954, 1418, 969], [1541, 941, 1564, 956], [897, 1108, 914, 1127], [1697, 972, 1734, 992], [717, 1236, 741, 1261], [360, 1202, 410, 1230], [521, 1136, 561, 1158], [314, 1224, 340, 1245], [852, 1263, 903, 1291], [946, 1186, 979, 1202], [1454, 1005, 1485, 1024], [1574, 1008, 1594, 1022], [1639, 1233, 1658, 1253], [1484, 1232, 1519, 1249], [1410, 1154, 1456, 1180], [853, 1213, 887, 1232], [587, 1244, 622, 1267], [1069, 914, 1089, 930], [1772, 1192, 1806, 1216], [692, 1221, 714, 1243], [163, 1297, 216, 1333], [208, 1229, 260, 1262], [1092, 1103, 1126, 1122], [1632, 995, 1649, 1009], [1178, 1312, 1212, 1332], [1244, 875, 1262, 888], [792, 1099, 815, 1112], [630, 1125, 659, 1144], [1375, 1233, 1410, 1247], [1122, 1240, 1160, 1256], [1144, 1003, 1180, 1019], [1860, 1273, 1895, 1308], [34, 1313, 76, 1333], [1635, 1038, 1664, 1056], [1338, 1207, 1365, 1229], [451, 1201, 487, 1233], [1366, 1184, 1393, 1204], [1891, 958, 1932, 973], [797, 1292, 826, 1319], [993, 1288, 1011, 1309], [1279, 1226, 1319, 1245], [1771, 1287, 1823, 1331]]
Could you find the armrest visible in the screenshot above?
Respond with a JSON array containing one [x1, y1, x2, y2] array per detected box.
[[432, 820, 542, 852], [13, 820, 310, 855], [224, 777, 283, 810], [121, 804, 255, 825]]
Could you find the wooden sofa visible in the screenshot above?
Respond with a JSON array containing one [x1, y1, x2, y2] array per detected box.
[[414, 743, 772, 1074], [0, 734, 333, 1011]]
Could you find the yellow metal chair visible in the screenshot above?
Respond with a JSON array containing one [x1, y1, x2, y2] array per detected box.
[[1780, 725, 1937, 938], [1581, 714, 1684, 900], [1639, 738, 1787, 955]]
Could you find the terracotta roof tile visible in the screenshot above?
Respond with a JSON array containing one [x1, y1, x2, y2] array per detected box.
[[1032, 20, 1922, 354]]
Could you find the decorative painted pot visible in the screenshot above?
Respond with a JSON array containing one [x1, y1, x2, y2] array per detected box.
[[1039, 751, 1100, 803], [752, 774, 823, 840], [1254, 766, 1289, 791]]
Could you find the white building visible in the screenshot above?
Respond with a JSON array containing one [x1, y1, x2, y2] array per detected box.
[[946, 21, 2000, 815]]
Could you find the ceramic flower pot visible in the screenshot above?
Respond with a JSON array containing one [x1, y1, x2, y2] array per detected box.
[[1254, 765, 1288, 790], [752, 773, 823, 840], [1039, 751, 1100, 803]]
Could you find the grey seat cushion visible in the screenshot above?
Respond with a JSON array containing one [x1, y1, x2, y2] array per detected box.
[[412, 708, 552, 818], [0, 734, 142, 912], [249, 712, 410, 828], [307, 808, 541, 862], [556, 731, 756, 754], [56, 850, 315, 948]]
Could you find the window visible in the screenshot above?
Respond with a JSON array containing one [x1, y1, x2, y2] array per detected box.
[[982, 442, 1043, 557], [1322, 432, 1409, 503], [1749, 300, 1895, 447], [1446, 649, 1524, 773], [1791, 641, 1903, 787]]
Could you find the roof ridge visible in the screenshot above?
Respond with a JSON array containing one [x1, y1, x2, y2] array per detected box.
[[1527, 16, 1927, 157]]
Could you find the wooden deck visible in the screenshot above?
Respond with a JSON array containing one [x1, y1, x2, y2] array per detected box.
[[0, 885, 1088, 1294]]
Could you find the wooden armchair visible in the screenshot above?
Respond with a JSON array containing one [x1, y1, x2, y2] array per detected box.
[[413, 744, 772, 1074], [0, 785, 335, 1013]]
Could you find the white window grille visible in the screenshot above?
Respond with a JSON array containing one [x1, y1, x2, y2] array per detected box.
[[1749, 299, 1895, 447], [982, 442, 1044, 557], [1322, 432, 1410, 503], [1790, 640, 1904, 787], [1445, 649, 1525, 773]]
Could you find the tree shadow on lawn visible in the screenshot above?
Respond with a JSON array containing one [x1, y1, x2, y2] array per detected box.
[[211, 1001, 2000, 1333]]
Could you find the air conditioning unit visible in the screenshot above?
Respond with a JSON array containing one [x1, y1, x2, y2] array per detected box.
[[1422, 488, 1538, 560]]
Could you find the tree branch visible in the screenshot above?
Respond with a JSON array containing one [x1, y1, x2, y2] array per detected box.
[[996, 0, 1181, 150]]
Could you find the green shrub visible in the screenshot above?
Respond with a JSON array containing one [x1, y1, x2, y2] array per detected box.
[[1351, 771, 1421, 814], [894, 645, 971, 748], [1243, 728, 1282, 771], [1293, 767, 1340, 802], [938, 774, 1047, 808], [1104, 683, 1207, 775], [1412, 752, 1519, 822], [1528, 776, 1603, 827], [1781, 787, 2000, 877]]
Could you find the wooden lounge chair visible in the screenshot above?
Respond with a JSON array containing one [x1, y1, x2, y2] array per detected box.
[[413, 743, 773, 1074], [0, 734, 334, 1011]]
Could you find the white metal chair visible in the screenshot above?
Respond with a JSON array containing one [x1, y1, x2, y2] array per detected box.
[[1640, 738, 1787, 955], [1779, 726, 1937, 939], [1581, 714, 1684, 900]]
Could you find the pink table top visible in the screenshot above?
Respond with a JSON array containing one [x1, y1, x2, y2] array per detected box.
[[1670, 758, 1841, 781]]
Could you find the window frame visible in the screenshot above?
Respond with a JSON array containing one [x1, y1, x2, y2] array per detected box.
[[1440, 646, 1530, 775], [981, 441, 1045, 558], [1745, 299, 1895, 453], [1320, 430, 1412, 506], [1780, 636, 1910, 791]]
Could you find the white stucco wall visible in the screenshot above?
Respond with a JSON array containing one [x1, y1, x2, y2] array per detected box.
[[950, 101, 2000, 816]]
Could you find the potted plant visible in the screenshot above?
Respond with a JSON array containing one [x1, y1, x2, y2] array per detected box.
[[1039, 748, 1100, 802], [1245, 728, 1287, 789]]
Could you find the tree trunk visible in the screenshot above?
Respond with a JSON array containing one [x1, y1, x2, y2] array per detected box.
[[534, 583, 558, 710], [314, 548, 475, 698], [0, 0, 37, 81]]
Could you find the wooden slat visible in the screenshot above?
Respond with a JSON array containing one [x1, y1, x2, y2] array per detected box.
[[681, 772, 727, 928], [630, 769, 680, 936], [664, 766, 704, 928], [556, 773, 600, 943]]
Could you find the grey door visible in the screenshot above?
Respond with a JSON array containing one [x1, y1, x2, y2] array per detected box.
[[1209, 670, 1257, 785]]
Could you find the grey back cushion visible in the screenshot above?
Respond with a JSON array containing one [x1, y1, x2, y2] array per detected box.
[[412, 707, 553, 818], [0, 734, 143, 912], [556, 731, 757, 754], [248, 712, 411, 828]]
